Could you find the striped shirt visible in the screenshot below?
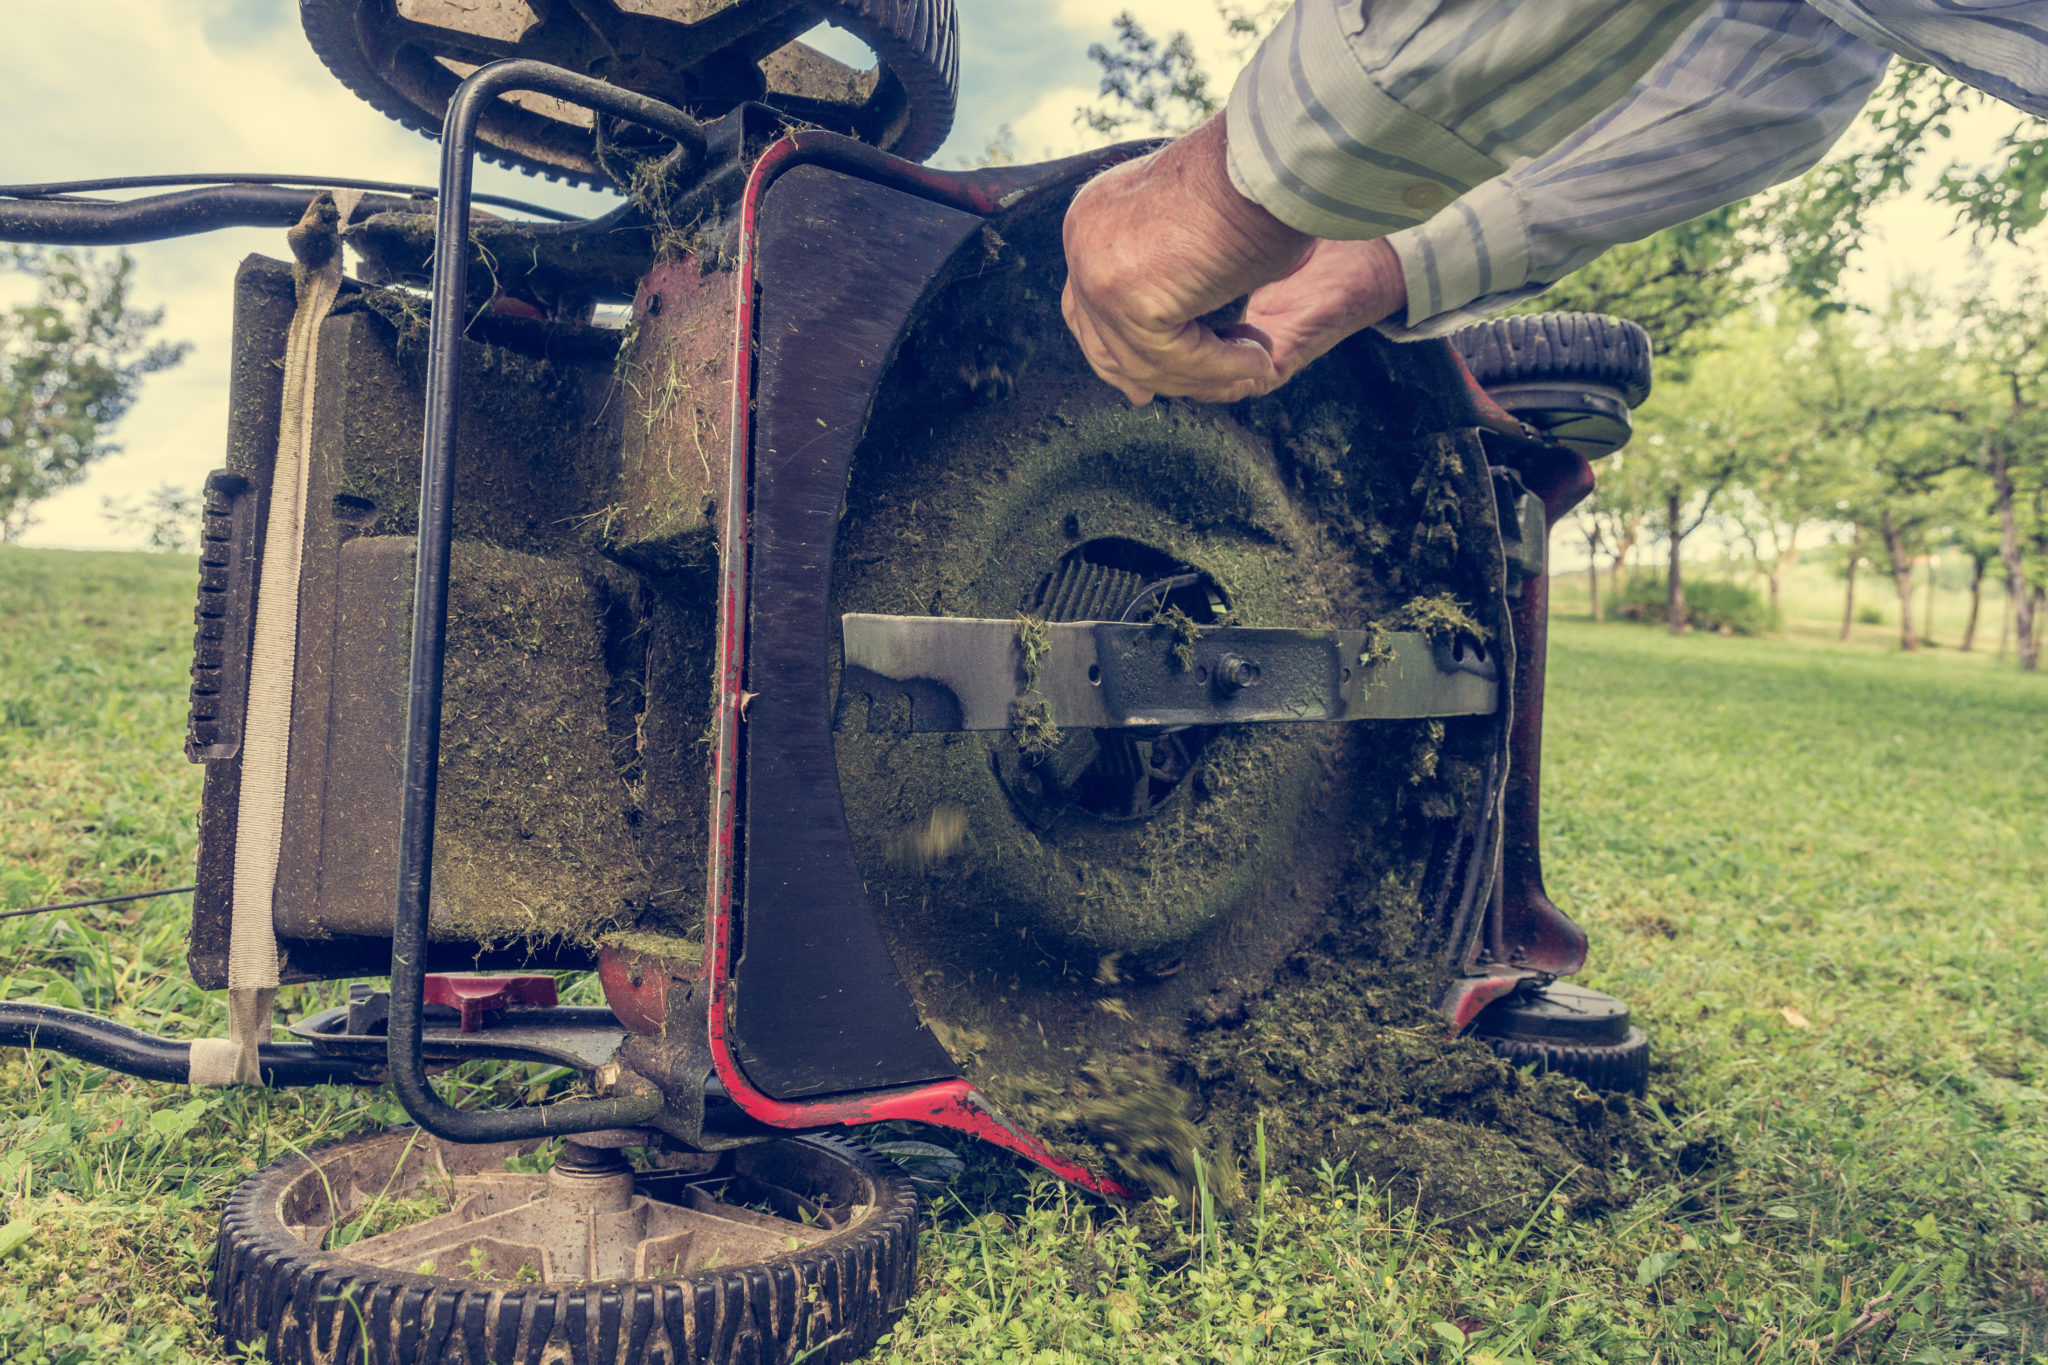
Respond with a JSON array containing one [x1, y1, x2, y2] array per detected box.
[[1225, 1, 2048, 337]]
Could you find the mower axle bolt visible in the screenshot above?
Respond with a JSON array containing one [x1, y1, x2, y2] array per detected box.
[[1216, 654, 1260, 693]]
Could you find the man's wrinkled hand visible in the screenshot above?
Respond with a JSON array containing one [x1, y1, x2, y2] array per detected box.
[[1060, 115, 1310, 405], [1241, 237, 1409, 385]]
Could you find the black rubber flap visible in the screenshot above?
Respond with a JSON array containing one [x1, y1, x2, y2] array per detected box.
[[731, 164, 983, 1100]]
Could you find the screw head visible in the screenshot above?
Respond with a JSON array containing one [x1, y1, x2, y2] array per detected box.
[[1216, 654, 1259, 692]]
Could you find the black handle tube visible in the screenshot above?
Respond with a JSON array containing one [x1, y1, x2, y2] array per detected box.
[[390, 59, 704, 1142], [0, 186, 422, 245], [0, 1004, 381, 1086]]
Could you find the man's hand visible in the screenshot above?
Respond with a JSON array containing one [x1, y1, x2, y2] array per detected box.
[[1061, 115, 1411, 404], [1061, 115, 1310, 405], [1241, 237, 1408, 385]]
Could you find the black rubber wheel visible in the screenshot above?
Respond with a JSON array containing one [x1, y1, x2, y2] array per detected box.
[[1471, 981, 1650, 1096], [301, 0, 959, 186], [1449, 312, 1653, 408], [212, 1129, 918, 1364], [1484, 1029, 1650, 1095]]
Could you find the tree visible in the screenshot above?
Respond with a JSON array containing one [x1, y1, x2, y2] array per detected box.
[[1561, 447, 1658, 622], [0, 248, 187, 541], [1947, 281, 2048, 671], [1771, 64, 2048, 304], [1631, 314, 1804, 633], [1952, 519, 2002, 652], [99, 482, 200, 553], [1723, 385, 1851, 621], [1076, 4, 1287, 139], [1536, 206, 1758, 376]]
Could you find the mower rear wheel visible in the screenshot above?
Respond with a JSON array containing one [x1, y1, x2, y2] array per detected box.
[[301, 0, 960, 185], [212, 1128, 916, 1364], [1450, 312, 1652, 459], [1450, 312, 1652, 406], [1470, 981, 1650, 1096]]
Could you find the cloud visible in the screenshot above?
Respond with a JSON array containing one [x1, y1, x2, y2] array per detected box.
[[1004, 84, 1115, 162]]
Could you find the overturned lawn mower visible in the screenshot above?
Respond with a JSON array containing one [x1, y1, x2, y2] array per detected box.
[[1, 3, 1657, 1361]]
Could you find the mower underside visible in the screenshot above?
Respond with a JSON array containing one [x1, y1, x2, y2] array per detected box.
[[178, 133, 1609, 1198]]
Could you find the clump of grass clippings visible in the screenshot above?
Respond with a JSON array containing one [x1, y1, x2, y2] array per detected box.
[[1012, 615, 1061, 756], [1356, 619, 1395, 673], [1149, 604, 1201, 672], [1010, 696, 1062, 758], [1016, 613, 1052, 688], [1390, 592, 1488, 645]]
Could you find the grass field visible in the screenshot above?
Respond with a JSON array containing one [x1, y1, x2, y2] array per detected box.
[[2, 544, 2045, 1363]]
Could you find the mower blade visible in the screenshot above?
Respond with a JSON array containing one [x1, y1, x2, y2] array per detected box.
[[837, 615, 1497, 733]]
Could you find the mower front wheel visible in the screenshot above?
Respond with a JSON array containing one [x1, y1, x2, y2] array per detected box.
[[211, 1128, 917, 1365]]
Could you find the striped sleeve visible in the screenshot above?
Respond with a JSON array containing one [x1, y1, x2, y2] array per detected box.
[[1378, 2, 1892, 336], [1809, 0, 2048, 116], [1222, 0, 1502, 240], [1223, 0, 1713, 242]]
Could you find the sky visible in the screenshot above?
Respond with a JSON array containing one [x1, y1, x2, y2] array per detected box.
[[0, 1, 2036, 549]]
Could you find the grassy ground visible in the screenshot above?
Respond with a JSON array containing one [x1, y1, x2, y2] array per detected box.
[[1, 545, 2044, 1363]]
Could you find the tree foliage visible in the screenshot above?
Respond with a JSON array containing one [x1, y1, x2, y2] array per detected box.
[[1536, 206, 1759, 375], [1076, 14, 1219, 139], [0, 248, 187, 542]]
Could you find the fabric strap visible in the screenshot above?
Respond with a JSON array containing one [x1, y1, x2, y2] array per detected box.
[[192, 189, 362, 1087]]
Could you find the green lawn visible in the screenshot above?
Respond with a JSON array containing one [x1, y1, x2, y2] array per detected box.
[[2, 545, 2044, 1363]]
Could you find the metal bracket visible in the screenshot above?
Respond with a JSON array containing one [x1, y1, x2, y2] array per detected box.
[[839, 616, 1499, 733], [288, 1001, 628, 1073], [1493, 466, 1547, 584]]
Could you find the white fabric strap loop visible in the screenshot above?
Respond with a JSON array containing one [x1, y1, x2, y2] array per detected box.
[[192, 189, 363, 1087]]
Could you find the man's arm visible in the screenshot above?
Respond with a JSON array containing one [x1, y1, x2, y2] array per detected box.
[[1064, 1, 1894, 398], [1808, 0, 2048, 117], [1369, 2, 1893, 336]]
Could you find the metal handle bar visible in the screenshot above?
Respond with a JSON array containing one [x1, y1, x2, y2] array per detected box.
[[0, 172, 595, 245], [390, 59, 705, 1142]]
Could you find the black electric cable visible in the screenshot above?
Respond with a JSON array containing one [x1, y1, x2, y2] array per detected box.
[[0, 172, 585, 221], [0, 884, 196, 923], [388, 59, 704, 1143]]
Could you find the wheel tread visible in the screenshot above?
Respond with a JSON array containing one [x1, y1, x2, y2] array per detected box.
[[298, 0, 959, 187], [1483, 1026, 1650, 1095], [212, 1131, 916, 1364], [1450, 311, 1653, 407]]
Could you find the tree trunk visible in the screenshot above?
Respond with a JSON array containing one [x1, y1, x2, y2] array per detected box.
[[1961, 557, 1984, 652], [1880, 511, 1918, 652], [1611, 519, 1637, 601], [1839, 525, 1861, 642], [1665, 488, 1687, 635], [1922, 559, 1936, 646], [1992, 442, 2037, 672], [1581, 525, 1603, 622]]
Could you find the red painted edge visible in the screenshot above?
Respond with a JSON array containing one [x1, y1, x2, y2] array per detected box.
[[1449, 351, 1530, 439], [1438, 968, 1535, 1034], [698, 133, 1139, 1201]]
